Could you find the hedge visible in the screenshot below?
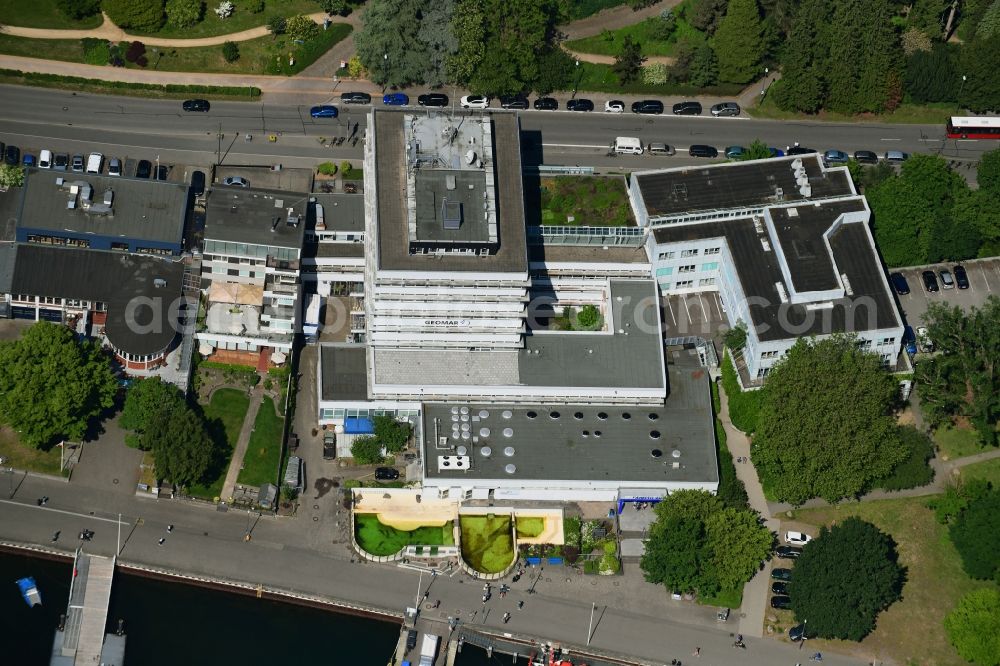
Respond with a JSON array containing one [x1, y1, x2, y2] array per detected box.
[[721, 350, 764, 434], [0, 68, 261, 99], [873, 425, 935, 491]]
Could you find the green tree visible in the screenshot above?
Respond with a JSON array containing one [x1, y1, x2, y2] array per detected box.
[[656, 488, 724, 523], [904, 43, 957, 103], [977, 0, 1000, 39], [373, 415, 411, 454], [825, 0, 899, 114], [319, 0, 352, 15], [0, 323, 117, 448], [958, 34, 1000, 113], [735, 139, 771, 161], [267, 15, 287, 35], [351, 435, 383, 464], [165, 0, 204, 27], [950, 489, 1000, 580], [356, 0, 432, 87], [640, 516, 705, 591], [752, 336, 906, 504], [713, 0, 765, 84], [147, 402, 213, 488], [944, 588, 1000, 666], [959, 0, 992, 41], [120, 377, 185, 449], [770, 0, 829, 113], [704, 507, 772, 591], [908, 0, 949, 37], [222, 40, 240, 62], [688, 44, 718, 87], [687, 0, 728, 34], [57, 0, 101, 19], [790, 517, 904, 641], [102, 0, 166, 32], [0, 163, 25, 188], [978, 147, 1000, 194], [576, 304, 601, 330], [613, 35, 644, 84], [286, 14, 320, 41], [873, 425, 935, 491], [535, 48, 575, 94]]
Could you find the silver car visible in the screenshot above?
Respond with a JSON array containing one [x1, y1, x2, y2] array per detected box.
[[222, 176, 250, 188], [108, 158, 122, 176]]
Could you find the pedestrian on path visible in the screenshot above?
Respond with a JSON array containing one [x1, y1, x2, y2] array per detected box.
[[158, 538, 165, 546], [693, 647, 700, 657]]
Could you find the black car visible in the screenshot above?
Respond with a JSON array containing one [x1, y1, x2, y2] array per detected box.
[[499, 94, 529, 109], [771, 581, 789, 595], [533, 97, 559, 110], [771, 568, 793, 581], [953, 264, 969, 289], [567, 98, 594, 112], [190, 170, 206, 196], [417, 93, 449, 107], [340, 91, 372, 105], [182, 99, 210, 112], [672, 101, 702, 115], [788, 624, 810, 642], [136, 160, 152, 179], [770, 596, 792, 610], [155, 165, 169, 181], [776, 545, 802, 559], [889, 272, 910, 295], [854, 150, 879, 165], [922, 270, 939, 293], [787, 145, 817, 155], [374, 467, 400, 481], [689, 145, 719, 158], [323, 432, 336, 461], [4, 144, 20, 166], [53, 153, 69, 171], [632, 99, 664, 114]]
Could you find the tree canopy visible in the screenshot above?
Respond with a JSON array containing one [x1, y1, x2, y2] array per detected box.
[[0, 322, 117, 448], [120, 377, 186, 450], [713, 0, 766, 84], [789, 517, 905, 641], [613, 35, 644, 84], [350, 435, 384, 464], [147, 401, 213, 488], [373, 415, 411, 454], [944, 587, 1000, 666], [751, 336, 906, 504], [949, 488, 1000, 580], [102, 0, 166, 32]]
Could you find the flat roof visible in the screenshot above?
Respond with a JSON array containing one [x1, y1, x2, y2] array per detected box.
[[311, 193, 365, 232], [654, 199, 900, 340], [306, 242, 366, 259], [528, 243, 650, 265], [414, 170, 490, 243], [204, 189, 307, 249], [11, 245, 184, 355], [421, 365, 716, 484], [17, 171, 187, 244], [634, 155, 854, 219], [769, 205, 839, 292], [320, 344, 368, 401], [373, 110, 528, 273], [0, 242, 15, 293]]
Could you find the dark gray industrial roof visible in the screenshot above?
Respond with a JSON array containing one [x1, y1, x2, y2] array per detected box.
[[17, 172, 187, 244], [10, 245, 184, 355], [654, 199, 899, 340], [422, 365, 716, 483], [305, 242, 366, 259], [204, 189, 307, 249], [635, 156, 853, 219], [769, 205, 839, 292], [0, 242, 15, 293], [414, 170, 489, 243], [311, 193, 365, 232], [320, 344, 368, 401], [373, 110, 528, 273], [528, 243, 649, 264]]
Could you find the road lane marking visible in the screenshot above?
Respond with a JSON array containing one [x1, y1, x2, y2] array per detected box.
[[880, 138, 902, 141], [0, 498, 124, 524]]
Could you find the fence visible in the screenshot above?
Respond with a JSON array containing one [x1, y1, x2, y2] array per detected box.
[[532, 165, 595, 175]]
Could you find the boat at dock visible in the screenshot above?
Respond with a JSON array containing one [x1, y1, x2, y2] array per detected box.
[[16, 576, 42, 607]]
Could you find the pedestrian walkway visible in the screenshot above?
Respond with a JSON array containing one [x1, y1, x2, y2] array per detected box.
[[219, 383, 264, 503], [559, 0, 681, 40], [561, 49, 675, 66]]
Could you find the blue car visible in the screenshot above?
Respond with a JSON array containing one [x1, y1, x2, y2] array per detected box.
[[903, 326, 917, 356], [310, 105, 338, 118], [383, 93, 409, 106], [22, 154, 36, 167], [768, 147, 785, 158]]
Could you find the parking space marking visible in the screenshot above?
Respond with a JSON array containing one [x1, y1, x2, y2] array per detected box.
[[681, 296, 694, 325], [980, 264, 992, 292], [663, 298, 677, 328], [712, 294, 724, 320], [696, 294, 710, 327]]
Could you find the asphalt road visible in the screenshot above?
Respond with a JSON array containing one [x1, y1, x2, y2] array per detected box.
[[1, 85, 993, 171]]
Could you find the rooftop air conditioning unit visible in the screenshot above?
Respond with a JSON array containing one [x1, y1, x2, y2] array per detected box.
[[799, 184, 812, 197], [791, 158, 803, 170]]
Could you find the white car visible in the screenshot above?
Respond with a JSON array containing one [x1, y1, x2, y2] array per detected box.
[[784, 531, 812, 546], [604, 100, 625, 113], [38, 149, 52, 169], [917, 326, 934, 353], [460, 95, 490, 109]]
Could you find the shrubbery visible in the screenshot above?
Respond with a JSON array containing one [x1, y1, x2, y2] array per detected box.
[[872, 426, 935, 491], [103, 0, 166, 32], [81, 38, 110, 66], [165, 0, 205, 28], [317, 161, 338, 176], [222, 41, 240, 62], [720, 351, 762, 434], [57, 0, 101, 20], [949, 488, 1000, 580], [125, 41, 148, 68]]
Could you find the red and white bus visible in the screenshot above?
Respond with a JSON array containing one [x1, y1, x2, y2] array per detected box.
[[946, 116, 1000, 139]]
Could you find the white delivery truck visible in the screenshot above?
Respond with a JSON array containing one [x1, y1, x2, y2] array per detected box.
[[613, 136, 644, 155], [303, 293, 322, 343], [418, 634, 439, 666]]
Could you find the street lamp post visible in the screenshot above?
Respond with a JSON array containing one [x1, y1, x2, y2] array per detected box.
[[383, 53, 388, 93], [960, 74, 967, 97], [761, 67, 769, 96], [574, 60, 580, 97]]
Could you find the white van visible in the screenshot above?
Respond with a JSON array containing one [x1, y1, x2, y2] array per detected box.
[[613, 136, 644, 155], [38, 150, 52, 169], [86, 152, 103, 174]]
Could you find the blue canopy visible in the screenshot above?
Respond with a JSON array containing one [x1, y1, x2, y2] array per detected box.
[[344, 417, 375, 434]]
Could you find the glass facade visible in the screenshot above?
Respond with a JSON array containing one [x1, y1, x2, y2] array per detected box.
[[204, 239, 299, 262]]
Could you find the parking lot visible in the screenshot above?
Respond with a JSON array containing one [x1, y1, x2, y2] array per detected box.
[[661, 292, 729, 340], [892, 257, 1000, 327]]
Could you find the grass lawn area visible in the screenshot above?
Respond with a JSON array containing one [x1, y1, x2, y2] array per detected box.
[[354, 514, 454, 556], [789, 497, 993, 665], [0, 0, 102, 29], [540, 176, 635, 226], [0, 34, 85, 63], [0, 426, 65, 476], [574, 60, 743, 96], [128, 0, 323, 39], [187, 388, 250, 500], [515, 516, 545, 538], [957, 457, 1000, 486], [750, 95, 961, 125], [237, 397, 284, 487], [564, 13, 706, 58], [460, 514, 516, 574], [933, 423, 987, 460], [698, 585, 742, 609]]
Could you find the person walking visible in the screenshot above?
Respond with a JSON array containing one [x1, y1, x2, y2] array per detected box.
[[693, 647, 700, 657]]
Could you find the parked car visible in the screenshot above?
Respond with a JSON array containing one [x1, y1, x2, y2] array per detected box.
[[604, 100, 625, 113], [499, 94, 528, 109], [725, 146, 746, 159], [768, 147, 785, 158], [382, 92, 409, 106], [22, 154, 35, 168], [632, 100, 664, 114], [417, 93, 449, 107], [154, 165, 169, 181], [182, 99, 210, 112], [4, 144, 20, 166], [54, 153, 69, 171], [788, 624, 810, 642], [954, 264, 969, 289], [787, 145, 817, 155], [922, 270, 939, 292], [771, 568, 793, 581], [533, 97, 558, 110], [222, 176, 250, 188], [647, 143, 675, 156], [323, 432, 336, 460], [340, 91, 372, 105], [38, 149, 52, 169], [460, 95, 490, 109], [771, 582, 789, 595], [672, 101, 702, 115], [917, 326, 934, 353], [689, 145, 719, 158], [770, 596, 793, 610], [375, 467, 400, 481], [567, 98, 594, 112], [854, 150, 879, 165], [135, 159, 152, 179], [776, 545, 802, 559], [71, 154, 85, 172], [822, 149, 850, 166], [940, 269, 955, 289], [310, 105, 339, 118], [903, 326, 918, 356], [885, 150, 910, 163], [190, 170, 206, 196], [86, 153, 103, 174], [889, 272, 910, 295], [784, 531, 812, 546], [108, 158, 122, 176], [710, 102, 740, 117]]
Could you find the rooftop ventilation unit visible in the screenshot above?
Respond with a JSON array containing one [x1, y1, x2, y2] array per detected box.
[[798, 184, 812, 197], [442, 199, 462, 230], [466, 150, 477, 165], [761, 238, 771, 251], [841, 273, 854, 296], [103, 189, 114, 206], [776, 281, 789, 303], [753, 216, 764, 234], [787, 208, 799, 218], [796, 175, 809, 187], [438, 455, 470, 471], [774, 187, 784, 200], [791, 158, 803, 170], [504, 464, 517, 475], [503, 446, 515, 457], [445, 174, 456, 190], [480, 446, 492, 458], [153, 278, 167, 288]]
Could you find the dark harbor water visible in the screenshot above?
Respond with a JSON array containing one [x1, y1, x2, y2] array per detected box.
[[1, 549, 527, 666]]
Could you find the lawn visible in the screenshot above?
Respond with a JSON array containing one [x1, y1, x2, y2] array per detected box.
[[958, 457, 1000, 486], [460, 514, 516, 574], [237, 397, 284, 487], [354, 514, 454, 557], [540, 176, 635, 226], [187, 388, 250, 500], [789, 497, 993, 666], [749, 94, 962, 125], [515, 516, 545, 538], [0, 426, 64, 476], [128, 0, 323, 39], [933, 423, 987, 460], [0, 34, 85, 63], [564, 13, 706, 58], [0, 0, 103, 29]]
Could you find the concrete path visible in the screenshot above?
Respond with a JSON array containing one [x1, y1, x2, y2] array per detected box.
[[299, 11, 363, 78], [0, 11, 342, 48], [559, 0, 682, 40], [219, 384, 264, 503], [562, 49, 675, 66]]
